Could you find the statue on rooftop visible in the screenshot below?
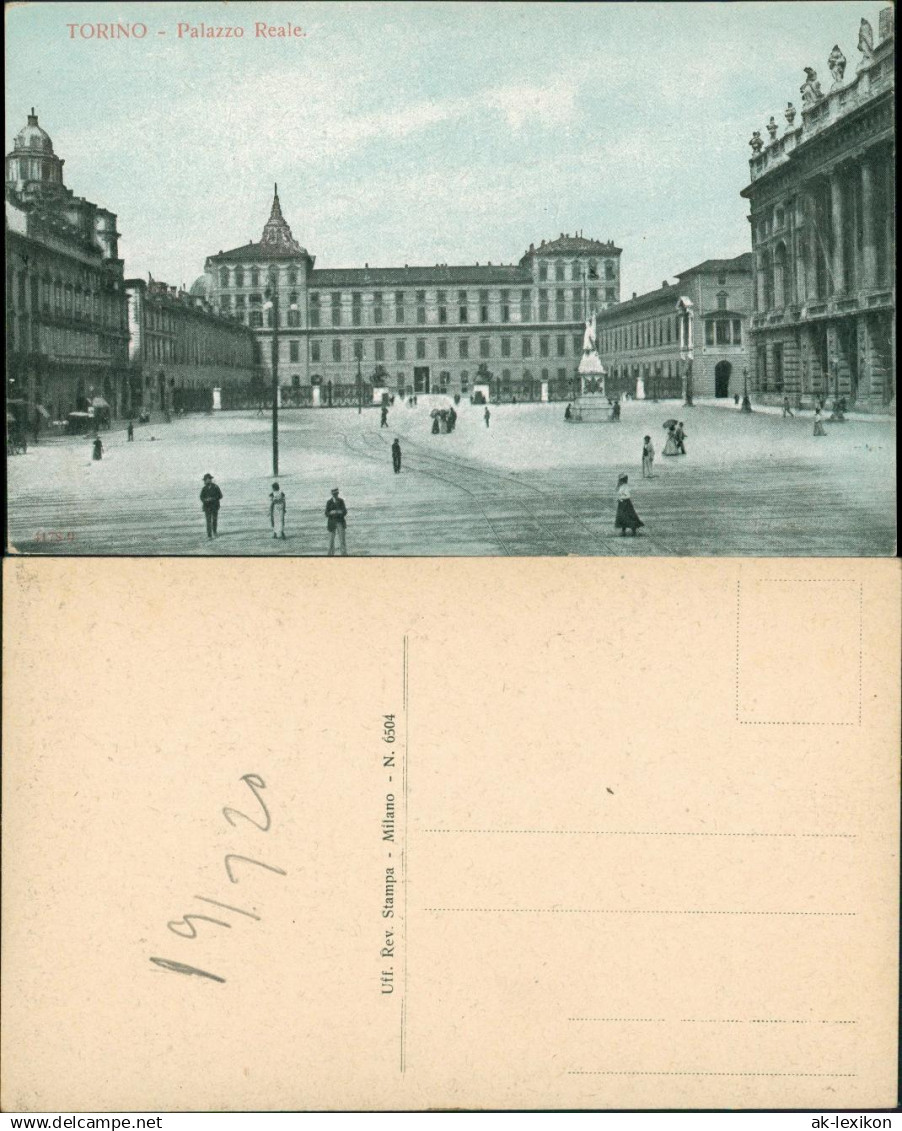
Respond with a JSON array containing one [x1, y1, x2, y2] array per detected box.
[[857, 19, 874, 68], [828, 45, 847, 85], [785, 102, 797, 128], [800, 67, 824, 105], [749, 130, 763, 154], [766, 116, 778, 140]]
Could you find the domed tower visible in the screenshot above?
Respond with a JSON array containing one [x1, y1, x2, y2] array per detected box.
[[5, 109, 65, 197]]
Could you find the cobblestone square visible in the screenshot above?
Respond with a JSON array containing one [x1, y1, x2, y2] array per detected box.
[[7, 400, 895, 556]]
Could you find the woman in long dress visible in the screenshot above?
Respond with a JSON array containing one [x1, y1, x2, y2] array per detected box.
[[662, 425, 679, 456], [614, 474, 644, 536], [813, 407, 826, 436]]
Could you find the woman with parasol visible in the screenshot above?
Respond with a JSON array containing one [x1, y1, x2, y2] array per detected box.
[[614, 474, 644, 536], [662, 419, 679, 456]]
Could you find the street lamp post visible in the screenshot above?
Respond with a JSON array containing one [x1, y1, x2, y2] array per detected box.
[[831, 351, 839, 406], [265, 269, 279, 476], [356, 357, 363, 415]]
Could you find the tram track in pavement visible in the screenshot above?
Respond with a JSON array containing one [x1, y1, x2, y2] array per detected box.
[[339, 429, 520, 554], [349, 427, 678, 557], [340, 427, 676, 556]]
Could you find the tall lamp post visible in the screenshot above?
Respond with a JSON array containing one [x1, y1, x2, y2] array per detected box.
[[831, 351, 840, 406], [264, 268, 279, 476], [741, 366, 753, 412], [676, 296, 694, 407], [356, 357, 363, 415]]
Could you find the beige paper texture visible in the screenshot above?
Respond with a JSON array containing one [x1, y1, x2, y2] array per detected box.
[[2, 557, 899, 1111]]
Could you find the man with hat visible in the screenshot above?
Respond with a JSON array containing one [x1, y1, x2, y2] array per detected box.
[[200, 473, 223, 539], [325, 486, 348, 556]]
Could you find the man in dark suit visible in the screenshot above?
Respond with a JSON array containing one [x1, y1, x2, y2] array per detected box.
[[200, 473, 223, 539], [325, 487, 348, 556], [391, 438, 402, 474]]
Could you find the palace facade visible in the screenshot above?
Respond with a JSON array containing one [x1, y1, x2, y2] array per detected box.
[[200, 188, 622, 401], [5, 110, 130, 422], [595, 254, 752, 400], [125, 276, 260, 413], [740, 8, 895, 411]]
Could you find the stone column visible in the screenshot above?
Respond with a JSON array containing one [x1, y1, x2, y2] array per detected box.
[[859, 157, 877, 288], [830, 171, 845, 295]]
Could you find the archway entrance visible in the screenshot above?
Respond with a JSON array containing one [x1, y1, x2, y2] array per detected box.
[[715, 360, 732, 398]]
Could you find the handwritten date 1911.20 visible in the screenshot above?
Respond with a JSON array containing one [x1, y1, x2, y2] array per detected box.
[[148, 773, 286, 984]]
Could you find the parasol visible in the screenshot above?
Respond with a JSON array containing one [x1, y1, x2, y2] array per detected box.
[[662, 418, 678, 429], [90, 396, 111, 409]]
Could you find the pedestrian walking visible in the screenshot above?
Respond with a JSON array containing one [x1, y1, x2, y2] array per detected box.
[[675, 422, 687, 454], [92, 436, 103, 461], [813, 406, 827, 436], [391, 438, 402, 474], [127, 421, 134, 441], [270, 481, 286, 539], [663, 424, 679, 456], [447, 405, 457, 433], [325, 486, 348, 556], [381, 404, 389, 428], [642, 435, 655, 478], [564, 402, 572, 420], [200, 472, 223, 539], [782, 396, 794, 418], [484, 406, 491, 428], [614, 474, 644, 536]]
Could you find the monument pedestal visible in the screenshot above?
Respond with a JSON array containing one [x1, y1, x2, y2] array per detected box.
[[571, 352, 616, 422]]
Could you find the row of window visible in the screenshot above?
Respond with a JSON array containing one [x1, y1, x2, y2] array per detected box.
[[9, 316, 118, 361], [536, 260, 617, 282], [293, 334, 587, 364], [216, 260, 618, 289], [597, 308, 741, 353], [218, 287, 617, 326], [9, 270, 125, 328], [287, 369, 576, 390]]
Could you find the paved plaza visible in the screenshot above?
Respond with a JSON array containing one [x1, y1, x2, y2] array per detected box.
[[6, 399, 896, 556]]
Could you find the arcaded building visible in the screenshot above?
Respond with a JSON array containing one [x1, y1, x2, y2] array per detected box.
[[740, 8, 894, 411], [595, 254, 752, 400], [6, 111, 130, 421], [125, 276, 259, 414], [201, 188, 622, 402]]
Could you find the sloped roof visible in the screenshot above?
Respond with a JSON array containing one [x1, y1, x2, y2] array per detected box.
[[310, 264, 533, 288], [208, 241, 310, 263], [527, 234, 622, 258], [596, 282, 680, 319], [675, 252, 752, 278]]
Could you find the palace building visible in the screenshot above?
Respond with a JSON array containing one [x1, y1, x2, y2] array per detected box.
[[125, 276, 259, 414], [740, 7, 895, 411], [5, 110, 130, 421], [200, 187, 622, 403], [595, 254, 753, 400]]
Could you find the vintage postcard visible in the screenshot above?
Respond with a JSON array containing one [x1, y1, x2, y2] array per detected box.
[[1, 556, 899, 1111], [4, 0, 896, 557], [3, 0, 900, 1117]]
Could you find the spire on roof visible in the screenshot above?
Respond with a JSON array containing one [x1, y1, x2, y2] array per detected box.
[[260, 184, 303, 252]]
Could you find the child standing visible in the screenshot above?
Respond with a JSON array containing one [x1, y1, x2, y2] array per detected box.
[[270, 481, 286, 539]]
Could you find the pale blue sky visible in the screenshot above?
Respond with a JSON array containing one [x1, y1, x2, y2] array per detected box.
[[5, 1, 888, 295]]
